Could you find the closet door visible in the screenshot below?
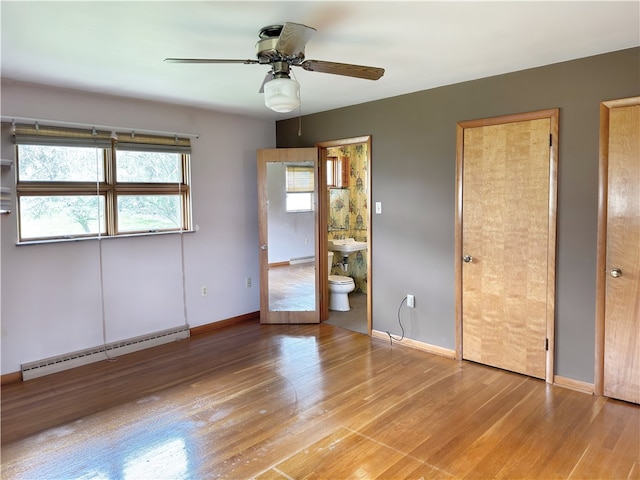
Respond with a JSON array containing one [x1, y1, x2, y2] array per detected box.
[[596, 97, 640, 404], [456, 109, 558, 382]]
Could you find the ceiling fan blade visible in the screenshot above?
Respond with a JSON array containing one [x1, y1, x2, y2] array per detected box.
[[258, 71, 275, 93], [275, 22, 316, 57], [301, 60, 384, 80], [164, 58, 259, 65]]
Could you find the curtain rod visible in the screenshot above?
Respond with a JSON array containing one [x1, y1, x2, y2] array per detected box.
[[0, 115, 200, 139]]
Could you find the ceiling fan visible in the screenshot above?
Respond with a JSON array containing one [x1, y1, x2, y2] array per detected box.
[[164, 22, 385, 113]]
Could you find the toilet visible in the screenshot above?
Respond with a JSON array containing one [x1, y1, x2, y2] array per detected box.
[[328, 251, 356, 311]]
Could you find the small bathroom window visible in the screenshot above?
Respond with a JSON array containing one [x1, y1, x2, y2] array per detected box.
[[327, 156, 349, 188]]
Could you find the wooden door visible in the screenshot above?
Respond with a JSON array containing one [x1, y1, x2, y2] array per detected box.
[[257, 148, 320, 324], [595, 97, 640, 404], [456, 110, 558, 382]]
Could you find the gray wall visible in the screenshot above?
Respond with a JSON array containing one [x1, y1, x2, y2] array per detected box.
[[276, 48, 640, 383]]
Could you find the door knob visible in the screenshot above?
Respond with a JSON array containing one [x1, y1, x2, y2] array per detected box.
[[610, 268, 622, 278], [260, 244, 267, 250], [463, 255, 473, 263]]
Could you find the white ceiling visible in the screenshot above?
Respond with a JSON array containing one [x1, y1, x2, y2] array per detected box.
[[2, 1, 639, 120]]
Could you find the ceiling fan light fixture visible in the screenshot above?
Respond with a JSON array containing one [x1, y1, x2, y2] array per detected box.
[[264, 77, 300, 113]]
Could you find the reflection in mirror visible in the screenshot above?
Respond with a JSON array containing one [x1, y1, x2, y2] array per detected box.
[[266, 161, 316, 311]]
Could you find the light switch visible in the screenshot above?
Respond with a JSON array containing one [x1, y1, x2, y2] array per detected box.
[[375, 202, 382, 214]]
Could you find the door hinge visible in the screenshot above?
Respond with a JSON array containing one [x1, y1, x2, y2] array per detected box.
[[545, 338, 549, 351], [549, 134, 553, 147]]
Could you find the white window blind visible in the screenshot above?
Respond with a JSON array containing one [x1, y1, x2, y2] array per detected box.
[[286, 165, 314, 193]]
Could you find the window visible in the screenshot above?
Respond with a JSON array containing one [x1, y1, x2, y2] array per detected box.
[[13, 124, 192, 242], [327, 156, 349, 188], [285, 165, 314, 212]]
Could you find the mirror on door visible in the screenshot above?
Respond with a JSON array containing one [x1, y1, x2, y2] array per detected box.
[[266, 161, 316, 311]]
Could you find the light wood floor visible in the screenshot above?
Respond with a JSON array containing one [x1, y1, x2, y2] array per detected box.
[[269, 263, 315, 311], [2, 321, 638, 479]]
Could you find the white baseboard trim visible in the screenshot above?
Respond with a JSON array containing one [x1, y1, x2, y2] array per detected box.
[[371, 329, 456, 359], [554, 375, 594, 394]]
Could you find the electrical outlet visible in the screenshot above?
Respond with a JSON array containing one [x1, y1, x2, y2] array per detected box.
[[407, 294, 415, 308], [246, 277, 252, 288], [201, 285, 208, 297]]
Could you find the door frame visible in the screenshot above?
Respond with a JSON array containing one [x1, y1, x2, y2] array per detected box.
[[316, 136, 372, 334], [455, 109, 559, 383], [594, 96, 640, 396], [257, 147, 320, 324]]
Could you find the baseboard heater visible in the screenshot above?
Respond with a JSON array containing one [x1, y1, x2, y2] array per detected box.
[[290, 256, 315, 265], [21, 326, 190, 381]]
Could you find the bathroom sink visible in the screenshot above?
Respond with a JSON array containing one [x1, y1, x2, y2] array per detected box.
[[328, 238, 367, 254]]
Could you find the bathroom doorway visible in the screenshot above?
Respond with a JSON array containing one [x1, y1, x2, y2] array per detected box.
[[317, 137, 371, 335]]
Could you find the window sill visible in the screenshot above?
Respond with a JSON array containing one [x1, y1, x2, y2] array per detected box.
[[16, 229, 196, 246]]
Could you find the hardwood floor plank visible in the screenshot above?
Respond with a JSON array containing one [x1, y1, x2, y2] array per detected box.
[[565, 399, 640, 479], [273, 427, 450, 479], [1, 322, 638, 479], [492, 388, 586, 479], [254, 468, 292, 479]]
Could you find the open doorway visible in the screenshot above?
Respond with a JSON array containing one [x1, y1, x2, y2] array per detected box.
[[317, 137, 371, 335]]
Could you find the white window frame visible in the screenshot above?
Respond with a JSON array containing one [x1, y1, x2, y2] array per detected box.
[[285, 165, 314, 213]]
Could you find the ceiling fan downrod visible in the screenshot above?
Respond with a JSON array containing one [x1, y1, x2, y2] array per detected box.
[[271, 61, 292, 79]]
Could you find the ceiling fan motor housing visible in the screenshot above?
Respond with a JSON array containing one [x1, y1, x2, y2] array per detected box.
[[256, 37, 305, 66], [258, 25, 284, 39]]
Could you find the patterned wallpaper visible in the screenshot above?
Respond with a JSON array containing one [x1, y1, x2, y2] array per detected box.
[[327, 143, 368, 293]]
